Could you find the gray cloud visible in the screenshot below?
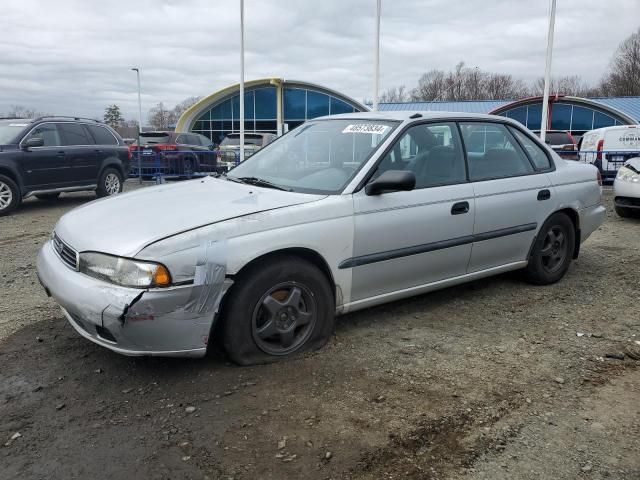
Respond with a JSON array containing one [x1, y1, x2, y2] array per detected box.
[[0, 0, 638, 121]]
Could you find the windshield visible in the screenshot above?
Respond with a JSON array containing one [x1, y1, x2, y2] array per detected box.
[[221, 134, 263, 146], [0, 120, 30, 144], [227, 119, 398, 194]]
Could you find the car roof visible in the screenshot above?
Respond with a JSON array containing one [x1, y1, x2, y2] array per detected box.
[[314, 110, 516, 123]]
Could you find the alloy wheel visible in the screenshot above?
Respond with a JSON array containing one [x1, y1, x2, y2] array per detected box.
[[0, 181, 12, 210], [251, 282, 317, 355], [540, 225, 568, 274], [104, 173, 121, 195]]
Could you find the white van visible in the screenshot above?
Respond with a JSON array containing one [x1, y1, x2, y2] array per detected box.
[[579, 125, 640, 181]]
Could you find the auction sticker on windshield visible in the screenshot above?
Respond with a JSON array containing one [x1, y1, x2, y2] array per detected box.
[[342, 124, 390, 135]]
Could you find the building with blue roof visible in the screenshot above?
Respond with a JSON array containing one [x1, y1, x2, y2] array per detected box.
[[379, 95, 640, 136]]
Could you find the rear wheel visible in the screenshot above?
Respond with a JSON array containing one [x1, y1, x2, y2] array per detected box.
[[524, 213, 575, 285], [35, 192, 61, 201], [0, 175, 20, 217], [96, 168, 123, 198], [221, 255, 335, 365]]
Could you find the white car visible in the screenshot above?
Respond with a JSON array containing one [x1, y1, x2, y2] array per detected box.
[[579, 125, 640, 181], [613, 157, 640, 218]]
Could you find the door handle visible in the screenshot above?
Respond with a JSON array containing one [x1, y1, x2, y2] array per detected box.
[[56, 151, 66, 158], [537, 189, 551, 201], [451, 201, 470, 215]]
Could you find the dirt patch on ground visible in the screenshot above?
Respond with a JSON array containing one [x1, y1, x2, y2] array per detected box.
[[1, 184, 639, 479]]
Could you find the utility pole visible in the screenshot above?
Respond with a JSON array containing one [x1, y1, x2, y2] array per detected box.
[[540, 0, 557, 142], [131, 68, 143, 183], [373, 0, 381, 111], [239, 0, 245, 164]]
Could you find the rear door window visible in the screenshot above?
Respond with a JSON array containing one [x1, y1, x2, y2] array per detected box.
[[509, 127, 552, 170], [23, 123, 61, 147], [459, 122, 534, 181], [59, 123, 94, 146], [87, 125, 118, 145]]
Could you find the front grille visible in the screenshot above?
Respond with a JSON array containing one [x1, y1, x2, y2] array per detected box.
[[52, 233, 78, 270]]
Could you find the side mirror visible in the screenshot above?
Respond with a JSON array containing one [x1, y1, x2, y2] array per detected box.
[[22, 137, 44, 149], [365, 170, 416, 195]]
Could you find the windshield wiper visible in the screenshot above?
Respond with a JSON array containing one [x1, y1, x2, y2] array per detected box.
[[233, 176, 291, 191]]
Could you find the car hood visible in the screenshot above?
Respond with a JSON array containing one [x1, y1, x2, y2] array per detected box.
[[54, 177, 325, 257], [625, 157, 640, 170]]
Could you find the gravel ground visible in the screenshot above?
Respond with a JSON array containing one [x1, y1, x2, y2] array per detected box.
[[0, 182, 639, 480]]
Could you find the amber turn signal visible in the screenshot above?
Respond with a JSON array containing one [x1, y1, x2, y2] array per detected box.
[[153, 265, 172, 287]]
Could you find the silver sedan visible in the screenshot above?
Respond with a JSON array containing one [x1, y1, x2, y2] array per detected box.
[[37, 112, 605, 364]]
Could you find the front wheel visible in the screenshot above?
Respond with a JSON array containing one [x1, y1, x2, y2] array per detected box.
[[0, 175, 20, 217], [221, 255, 335, 365], [523, 213, 575, 285], [96, 168, 123, 198]]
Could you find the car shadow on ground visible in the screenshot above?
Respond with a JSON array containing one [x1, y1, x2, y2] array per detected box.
[[17, 194, 99, 214]]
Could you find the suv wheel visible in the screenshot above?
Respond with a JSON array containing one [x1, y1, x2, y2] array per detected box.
[[0, 175, 20, 217], [96, 168, 123, 198]]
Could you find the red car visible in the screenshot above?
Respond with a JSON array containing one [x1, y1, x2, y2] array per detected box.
[[532, 130, 578, 160]]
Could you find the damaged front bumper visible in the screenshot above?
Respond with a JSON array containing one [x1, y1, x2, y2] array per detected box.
[[36, 240, 232, 358]]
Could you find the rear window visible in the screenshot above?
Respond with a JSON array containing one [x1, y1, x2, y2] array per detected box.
[[545, 132, 573, 146], [59, 123, 94, 146], [87, 125, 118, 146], [221, 134, 263, 146], [140, 133, 171, 144]]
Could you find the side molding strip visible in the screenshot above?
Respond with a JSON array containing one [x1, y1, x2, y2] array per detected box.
[[339, 222, 537, 269]]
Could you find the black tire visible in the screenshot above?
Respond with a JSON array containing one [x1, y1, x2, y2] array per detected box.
[[221, 255, 335, 365], [182, 155, 199, 177], [615, 205, 632, 218], [96, 168, 123, 198], [35, 192, 61, 201], [0, 174, 20, 217], [524, 213, 575, 285]]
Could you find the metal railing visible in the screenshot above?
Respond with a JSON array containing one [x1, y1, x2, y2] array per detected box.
[[569, 150, 639, 180], [128, 149, 242, 183]]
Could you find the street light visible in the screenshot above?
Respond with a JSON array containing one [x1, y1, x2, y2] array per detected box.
[[239, 0, 245, 163], [372, 0, 381, 112], [131, 68, 143, 183], [540, 0, 557, 143]]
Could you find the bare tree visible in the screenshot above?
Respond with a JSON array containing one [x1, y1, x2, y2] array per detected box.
[[3, 105, 49, 118], [172, 96, 201, 119], [379, 85, 409, 103], [530, 75, 600, 97], [600, 28, 640, 96], [148, 102, 171, 130]]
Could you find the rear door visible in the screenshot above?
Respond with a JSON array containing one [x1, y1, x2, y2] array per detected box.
[[19, 123, 71, 188], [58, 122, 100, 184], [461, 122, 556, 272]]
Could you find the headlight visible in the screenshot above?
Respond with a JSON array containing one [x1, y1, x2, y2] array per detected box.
[[78, 252, 171, 288], [616, 166, 640, 183]]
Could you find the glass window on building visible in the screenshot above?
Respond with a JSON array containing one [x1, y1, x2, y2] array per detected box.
[[330, 97, 354, 115], [284, 88, 306, 120], [550, 103, 571, 131], [254, 87, 276, 119], [526, 104, 542, 130], [593, 111, 616, 129], [570, 106, 593, 131], [306, 91, 330, 118], [505, 106, 527, 125]]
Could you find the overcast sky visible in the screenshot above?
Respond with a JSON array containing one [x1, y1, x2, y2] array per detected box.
[[1, 0, 638, 121]]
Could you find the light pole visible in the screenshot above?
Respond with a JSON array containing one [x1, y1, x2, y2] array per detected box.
[[373, 0, 381, 111], [239, 0, 245, 164], [540, 0, 557, 143], [131, 68, 143, 182]]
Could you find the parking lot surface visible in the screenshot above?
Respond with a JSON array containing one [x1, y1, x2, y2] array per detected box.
[[1, 183, 639, 480]]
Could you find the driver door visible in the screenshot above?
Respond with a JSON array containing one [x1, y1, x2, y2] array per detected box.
[[349, 122, 475, 301]]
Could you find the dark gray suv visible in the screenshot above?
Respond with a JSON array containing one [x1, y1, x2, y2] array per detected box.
[[0, 116, 131, 216]]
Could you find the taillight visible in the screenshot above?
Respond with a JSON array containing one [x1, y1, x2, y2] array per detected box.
[[127, 149, 132, 160], [596, 170, 602, 186], [596, 139, 604, 160]]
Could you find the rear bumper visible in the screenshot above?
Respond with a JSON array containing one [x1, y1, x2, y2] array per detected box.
[[579, 203, 606, 243], [37, 240, 231, 358]]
